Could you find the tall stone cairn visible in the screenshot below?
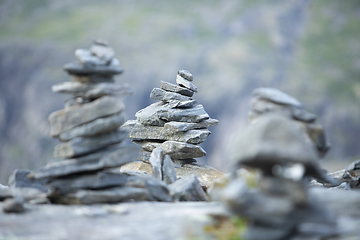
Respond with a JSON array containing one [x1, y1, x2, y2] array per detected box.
[[29, 41, 172, 204], [122, 70, 222, 189]]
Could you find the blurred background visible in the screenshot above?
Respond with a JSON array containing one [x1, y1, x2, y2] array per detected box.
[[0, 0, 359, 184]]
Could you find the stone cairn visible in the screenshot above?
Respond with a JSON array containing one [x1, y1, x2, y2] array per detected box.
[[210, 88, 340, 239], [121, 70, 223, 189], [27, 41, 175, 204]]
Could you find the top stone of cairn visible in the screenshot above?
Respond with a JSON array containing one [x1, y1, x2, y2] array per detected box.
[[177, 70, 193, 81]]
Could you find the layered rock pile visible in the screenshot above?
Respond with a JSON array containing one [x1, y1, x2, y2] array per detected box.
[[28, 42, 173, 204], [121, 70, 222, 189]]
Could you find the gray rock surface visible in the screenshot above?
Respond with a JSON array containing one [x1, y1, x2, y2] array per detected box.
[[177, 70, 193, 81], [123, 120, 211, 144], [253, 87, 303, 108], [165, 100, 197, 108], [135, 102, 209, 127], [0, 187, 12, 201], [149, 148, 164, 180], [144, 178, 172, 202], [49, 96, 125, 137], [90, 40, 114, 63], [63, 60, 123, 75], [150, 88, 192, 102], [9, 169, 48, 193], [162, 155, 177, 184], [176, 75, 198, 92], [58, 112, 126, 141], [164, 119, 218, 132], [159, 81, 194, 97], [52, 82, 133, 99], [138, 151, 196, 165], [72, 74, 114, 83], [75, 49, 108, 67], [169, 175, 208, 201], [2, 198, 25, 213]]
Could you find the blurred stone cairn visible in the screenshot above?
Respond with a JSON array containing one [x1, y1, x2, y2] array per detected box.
[[210, 88, 352, 239], [121, 70, 223, 191]]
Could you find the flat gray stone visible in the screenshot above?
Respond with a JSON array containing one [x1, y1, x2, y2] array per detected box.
[[51, 186, 150, 205], [52, 82, 133, 99], [9, 169, 47, 193], [123, 120, 211, 144], [150, 88, 192, 102], [177, 70, 193, 81], [149, 148, 164, 180], [138, 151, 196, 165], [72, 74, 114, 83], [63, 60, 123, 75], [160, 81, 194, 97], [164, 100, 197, 109], [30, 145, 139, 179], [2, 198, 25, 213], [169, 175, 208, 201], [90, 41, 114, 63], [49, 96, 125, 137], [135, 102, 209, 127], [253, 88, 303, 108], [0, 187, 12, 201], [144, 178, 172, 202], [58, 112, 126, 141], [176, 75, 198, 92], [140, 141, 206, 160], [47, 172, 130, 194], [291, 108, 316, 123], [162, 155, 177, 184], [75, 49, 108, 68], [164, 119, 218, 132], [54, 129, 128, 159]]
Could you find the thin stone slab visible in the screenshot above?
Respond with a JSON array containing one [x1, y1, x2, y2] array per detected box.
[[90, 41, 114, 63], [63, 60, 123, 75], [140, 141, 206, 159], [0, 187, 12, 201], [72, 74, 114, 83], [54, 129, 128, 159], [8, 169, 47, 193], [135, 102, 209, 127], [58, 112, 126, 141], [47, 172, 130, 194], [50, 186, 150, 205], [253, 88, 303, 108], [75, 49, 108, 68], [160, 81, 194, 97], [291, 108, 316, 123], [162, 155, 177, 184], [164, 119, 218, 132], [49, 96, 125, 137], [123, 120, 211, 144], [177, 70, 193, 81], [149, 148, 164, 180], [165, 100, 197, 109], [169, 175, 208, 201], [138, 151, 197, 165], [52, 82, 134, 99], [30, 145, 140, 179], [150, 88, 192, 103], [176, 75, 198, 92]]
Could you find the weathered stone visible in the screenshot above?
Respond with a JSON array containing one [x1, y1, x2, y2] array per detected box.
[[47, 172, 130, 194], [0, 187, 12, 201], [63, 59, 123, 75], [52, 82, 134, 99], [145, 178, 172, 202], [150, 88, 192, 102], [58, 112, 126, 141], [2, 198, 25, 213], [138, 151, 196, 165], [64, 97, 90, 108], [135, 102, 209, 126], [8, 169, 47, 193], [31, 145, 140, 179], [50, 187, 150, 205], [176, 75, 198, 92], [169, 175, 208, 201], [149, 148, 165, 180], [75, 49, 108, 67], [49, 96, 125, 137], [123, 120, 211, 144], [291, 108, 316, 123], [253, 87, 303, 108], [54, 129, 128, 158], [177, 70, 193, 81], [72, 74, 114, 83], [347, 159, 360, 171], [164, 119, 218, 132], [159, 81, 194, 97], [165, 100, 197, 109], [90, 41, 115, 63], [162, 155, 177, 184]]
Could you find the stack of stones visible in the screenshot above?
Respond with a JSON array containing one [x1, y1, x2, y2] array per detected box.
[[221, 114, 338, 240], [29, 41, 172, 204], [248, 88, 331, 158], [121, 70, 222, 189]]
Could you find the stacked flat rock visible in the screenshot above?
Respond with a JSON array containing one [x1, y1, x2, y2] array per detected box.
[[29, 42, 172, 204], [122, 70, 221, 188], [219, 114, 339, 240], [248, 88, 331, 157]]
